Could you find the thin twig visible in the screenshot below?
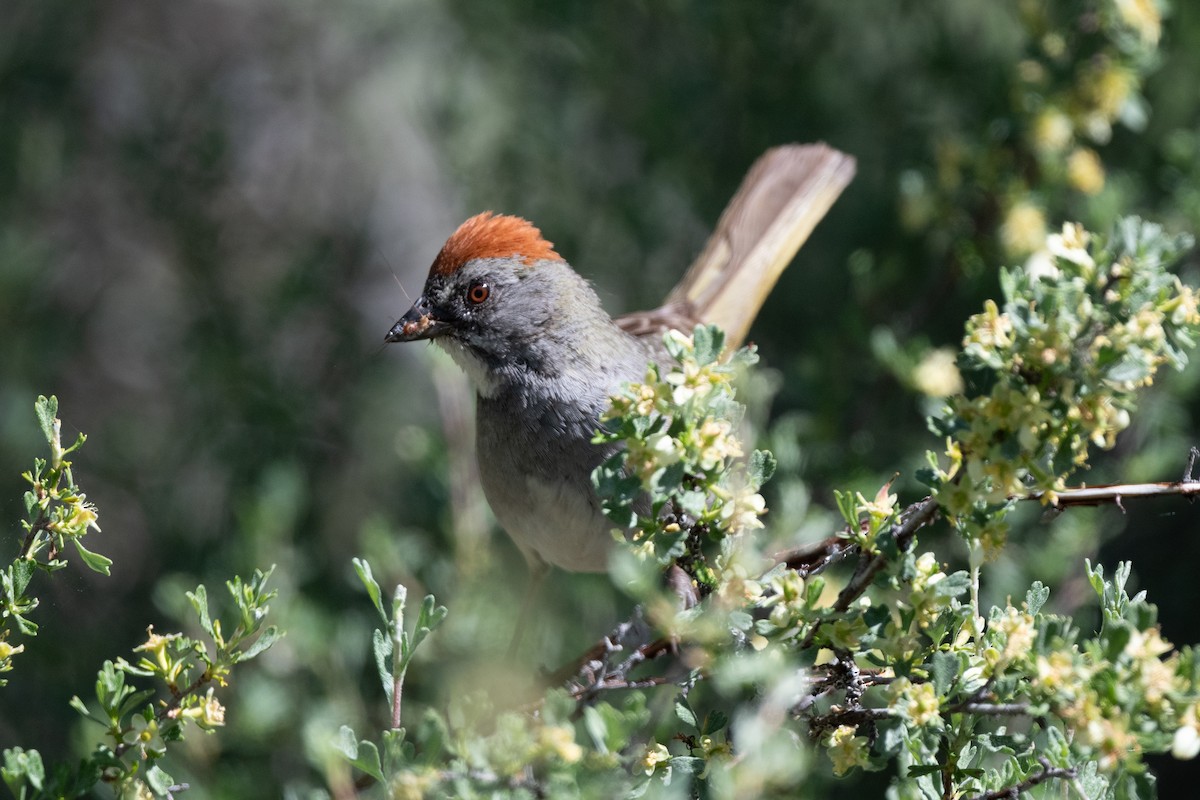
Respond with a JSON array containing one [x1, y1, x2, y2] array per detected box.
[[1034, 479, 1200, 507], [391, 670, 404, 730], [947, 702, 1031, 716], [808, 706, 893, 736], [961, 756, 1076, 800]]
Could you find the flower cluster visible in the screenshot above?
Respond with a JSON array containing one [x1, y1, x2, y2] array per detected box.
[[824, 725, 871, 776], [1020, 563, 1200, 773], [888, 677, 942, 728], [2, 396, 111, 685], [593, 325, 774, 581], [1002, 0, 1165, 252], [59, 569, 280, 795], [899, 0, 1170, 271], [926, 219, 1199, 546]]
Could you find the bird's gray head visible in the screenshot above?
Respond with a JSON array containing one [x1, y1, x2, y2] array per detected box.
[[385, 212, 612, 395]]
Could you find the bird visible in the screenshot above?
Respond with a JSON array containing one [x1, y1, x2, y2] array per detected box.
[[385, 144, 855, 622]]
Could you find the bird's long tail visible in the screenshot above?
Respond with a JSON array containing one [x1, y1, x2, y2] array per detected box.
[[620, 144, 855, 349]]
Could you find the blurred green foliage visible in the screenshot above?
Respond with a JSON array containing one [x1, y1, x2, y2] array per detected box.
[[3, 0, 1200, 796]]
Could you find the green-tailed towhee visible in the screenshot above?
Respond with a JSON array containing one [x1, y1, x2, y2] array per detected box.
[[386, 144, 855, 582]]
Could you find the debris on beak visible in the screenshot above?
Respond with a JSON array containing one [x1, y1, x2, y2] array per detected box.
[[384, 297, 450, 343]]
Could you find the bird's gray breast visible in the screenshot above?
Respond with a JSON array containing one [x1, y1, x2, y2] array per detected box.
[[474, 387, 618, 572]]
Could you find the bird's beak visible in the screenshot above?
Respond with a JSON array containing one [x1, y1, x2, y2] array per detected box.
[[384, 296, 452, 343]]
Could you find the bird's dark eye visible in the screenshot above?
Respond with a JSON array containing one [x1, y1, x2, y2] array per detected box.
[[465, 281, 490, 305]]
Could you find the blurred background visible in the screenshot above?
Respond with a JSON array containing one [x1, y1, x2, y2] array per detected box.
[[3, 0, 1200, 795]]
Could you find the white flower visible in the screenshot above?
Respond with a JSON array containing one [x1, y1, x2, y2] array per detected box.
[[1114, 0, 1161, 45], [647, 432, 682, 467], [1173, 725, 1200, 760], [1025, 250, 1061, 281], [912, 348, 964, 398], [1046, 222, 1095, 271], [722, 488, 766, 534]]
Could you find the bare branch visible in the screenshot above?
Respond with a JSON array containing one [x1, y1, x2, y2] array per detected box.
[[947, 702, 1031, 716], [961, 756, 1076, 800], [1035, 478, 1200, 508]]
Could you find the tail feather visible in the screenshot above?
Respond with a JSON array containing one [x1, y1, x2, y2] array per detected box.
[[619, 144, 855, 349]]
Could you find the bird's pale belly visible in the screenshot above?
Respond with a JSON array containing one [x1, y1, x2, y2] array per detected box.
[[482, 469, 614, 573]]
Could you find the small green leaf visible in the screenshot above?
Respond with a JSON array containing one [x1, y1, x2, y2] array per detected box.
[[145, 765, 175, 794], [353, 558, 388, 625], [1075, 761, 1109, 798], [675, 700, 698, 730], [930, 651, 959, 695], [63, 432, 87, 455], [416, 594, 448, 635], [1106, 355, 1151, 385], [13, 612, 38, 636], [72, 539, 112, 576], [582, 706, 611, 753], [701, 710, 728, 735], [11, 560, 35, 597], [334, 725, 360, 760], [748, 450, 776, 489], [670, 756, 705, 775], [69, 696, 90, 716], [188, 585, 214, 639], [1, 747, 44, 792], [237, 625, 282, 662], [334, 727, 384, 783], [933, 571, 971, 599], [1025, 582, 1050, 615], [914, 466, 941, 488], [693, 325, 724, 365], [35, 396, 57, 445], [905, 764, 943, 777], [374, 628, 394, 703], [834, 489, 859, 528]]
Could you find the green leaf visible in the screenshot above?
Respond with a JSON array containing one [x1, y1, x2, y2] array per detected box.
[[1025, 582, 1050, 615], [701, 710, 728, 735], [381, 728, 414, 771], [675, 700, 698, 730], [334, 725, 385, 783], [905, 764, 943, 778], [670, 756, 706, 775], [69, 696, 92, 718], [145, 765, 175, 794], [188, 585, 214, 639], [63, 432, 86, 456], [914, 466, 941, 489], [415, 594, 448, 636], [34, 396, 57, 446], [932, 571, 971, 599], [677, 489, 709, 516], [71, 539, 112, 576], [930, 651, 959, 695], [582, 706, 611, 753], [748, 449, 777, 489], [353, 557, 388, 625], [237, 625, 282, 662], [374, 628, 394, 704], [2, 747, 44, 793], [693, 324, 724, 365], [1106, 354, 1151, 385], [834, 489, 859, 528], [11, 560, 35, 597], [13, 612, 38, 636]]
